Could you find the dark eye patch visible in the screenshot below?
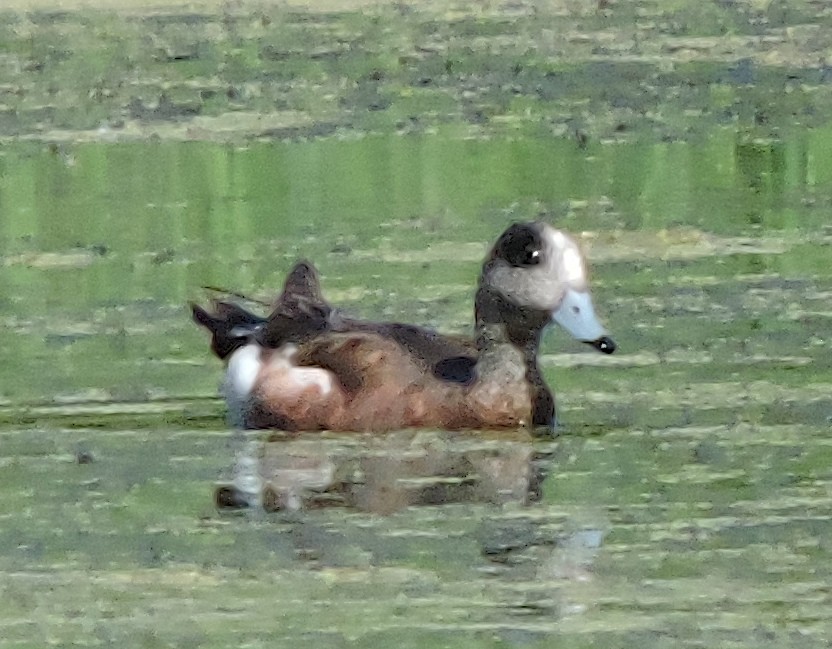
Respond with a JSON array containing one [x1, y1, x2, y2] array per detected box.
[[493, 223, 543, 267]]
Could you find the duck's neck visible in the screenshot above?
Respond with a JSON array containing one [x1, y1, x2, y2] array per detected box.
[[475, 286, 555, 429]]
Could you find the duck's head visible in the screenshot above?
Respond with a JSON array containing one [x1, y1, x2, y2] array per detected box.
[[478, 221, 615, 353]]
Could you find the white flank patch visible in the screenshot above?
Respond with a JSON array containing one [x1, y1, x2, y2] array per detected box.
[[269, 344, 333, 396], [291, 368, 333, 395]]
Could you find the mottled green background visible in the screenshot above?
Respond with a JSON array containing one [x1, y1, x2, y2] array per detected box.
[[0, 1, 831, 647]]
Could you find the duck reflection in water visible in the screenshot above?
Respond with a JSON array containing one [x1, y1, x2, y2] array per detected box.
[[214, 430, 557, 515]]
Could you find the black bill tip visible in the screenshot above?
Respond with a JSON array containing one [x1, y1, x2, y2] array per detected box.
[[587, 336, 616, 354]]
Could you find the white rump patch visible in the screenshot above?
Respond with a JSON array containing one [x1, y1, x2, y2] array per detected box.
[[224, 344, 263, 400], [223, 344, 264, 428]]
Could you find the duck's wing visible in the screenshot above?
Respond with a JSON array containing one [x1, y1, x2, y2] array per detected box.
[[292, 322, 478, 392], [374, 323, 478, 384], [292, 332, 377, 395], [191, 300, 266, 359]]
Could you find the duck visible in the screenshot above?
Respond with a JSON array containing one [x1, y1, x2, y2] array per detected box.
[[191, 221, 615, 433]]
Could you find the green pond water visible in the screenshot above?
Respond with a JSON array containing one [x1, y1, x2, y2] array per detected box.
[[2, 2, 832, 647]]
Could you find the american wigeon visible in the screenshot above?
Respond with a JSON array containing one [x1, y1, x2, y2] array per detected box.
[[192, 221, 615, 432]]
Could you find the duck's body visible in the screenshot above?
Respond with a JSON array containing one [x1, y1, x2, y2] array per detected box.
[[192, 222, 615, 432]]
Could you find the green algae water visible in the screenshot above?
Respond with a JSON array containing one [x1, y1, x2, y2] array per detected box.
[[1, 1, 832, 647]]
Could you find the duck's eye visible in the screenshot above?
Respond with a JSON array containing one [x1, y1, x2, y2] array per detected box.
[[515, 246, 542, 266]]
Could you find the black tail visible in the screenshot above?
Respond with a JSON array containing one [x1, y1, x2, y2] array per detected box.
[[191, 301, 266, 360]]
